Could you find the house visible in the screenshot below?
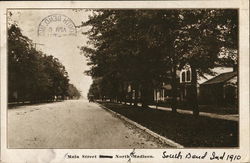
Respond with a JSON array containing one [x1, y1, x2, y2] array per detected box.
[[199, 71, 237, 105], [179, 66, 192, 103], [154, 82, 167, 102], [153, 66, 237, 106]]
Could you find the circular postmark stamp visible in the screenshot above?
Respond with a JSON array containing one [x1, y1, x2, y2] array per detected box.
[[38, 14, 77, 37]]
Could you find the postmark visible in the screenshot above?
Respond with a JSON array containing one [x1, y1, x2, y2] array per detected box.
[[38, 14, 77, 37]]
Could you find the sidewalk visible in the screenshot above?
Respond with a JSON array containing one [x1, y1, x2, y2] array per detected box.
[[149, 105, 239, 122]]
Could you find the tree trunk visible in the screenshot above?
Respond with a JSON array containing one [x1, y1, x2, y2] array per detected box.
[[171, 66, 177, 113], [141, 81, 150, 108], [191, 66, 199, 116], [129, 91, 133, 106], [134, 83, 138, 107]]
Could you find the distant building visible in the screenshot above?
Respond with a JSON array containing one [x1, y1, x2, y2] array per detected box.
[[154, 82, 167, 102]]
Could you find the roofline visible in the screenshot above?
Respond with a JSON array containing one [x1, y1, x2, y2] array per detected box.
[[201, 72, 237, 85]]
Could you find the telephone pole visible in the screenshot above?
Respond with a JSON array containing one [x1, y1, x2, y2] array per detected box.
[[33, 42, 44, 50]]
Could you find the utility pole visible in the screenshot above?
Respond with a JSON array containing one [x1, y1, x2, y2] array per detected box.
[[33, 42, 44, 50]]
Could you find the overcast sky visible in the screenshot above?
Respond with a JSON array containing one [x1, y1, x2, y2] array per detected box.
[[10, 9, 93, 98]]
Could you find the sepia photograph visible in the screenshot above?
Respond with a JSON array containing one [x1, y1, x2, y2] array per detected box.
[[7, 8, 239, 148], [1, 1, 249, 163]]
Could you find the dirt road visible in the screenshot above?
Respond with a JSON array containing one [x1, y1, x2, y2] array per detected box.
[[8, 99, 168, 148]]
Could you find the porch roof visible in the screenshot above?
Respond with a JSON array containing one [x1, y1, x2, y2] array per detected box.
[[201, 71, 237, 85]]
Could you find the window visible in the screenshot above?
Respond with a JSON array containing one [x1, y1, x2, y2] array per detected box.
[[181, 72, 185, 83], [186, 70, 191, 82]]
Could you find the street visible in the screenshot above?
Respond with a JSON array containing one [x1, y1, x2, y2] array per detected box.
[[8, 99, 167, 148]]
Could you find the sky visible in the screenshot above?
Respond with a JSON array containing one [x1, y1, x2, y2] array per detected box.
[[9, 9, 93, 98]]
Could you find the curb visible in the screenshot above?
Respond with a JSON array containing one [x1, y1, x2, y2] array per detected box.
[[98, 103, 184, 148]]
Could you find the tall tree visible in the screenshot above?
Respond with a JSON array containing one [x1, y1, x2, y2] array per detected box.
[[82, 10, 170, 107], [8, 24, 70, 102], [82, 9, 238, 114], [175, 9, 238, 115]]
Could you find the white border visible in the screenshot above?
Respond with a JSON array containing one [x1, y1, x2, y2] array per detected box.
[[1, 1, 249, 163]]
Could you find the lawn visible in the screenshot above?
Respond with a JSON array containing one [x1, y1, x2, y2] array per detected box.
[[100, 102, 239, 148]]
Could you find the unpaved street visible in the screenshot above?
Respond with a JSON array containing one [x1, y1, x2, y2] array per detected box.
[[8, 99, 167, 148]]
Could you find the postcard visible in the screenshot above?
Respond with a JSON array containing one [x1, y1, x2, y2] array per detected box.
[[0, 0, 249, 163]]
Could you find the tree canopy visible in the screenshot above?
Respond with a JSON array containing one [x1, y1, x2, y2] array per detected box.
[[83, 9, 238, 114], [8, 24, 80, 102]]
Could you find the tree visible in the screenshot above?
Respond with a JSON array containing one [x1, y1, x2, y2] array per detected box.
[[82, 9, 238, 115], [8, 24, 70, 102], [140, 9, 238, 115], [82, 10, 171, 108], [174, 9, 238, 116], [67, 84, 81, 99]]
